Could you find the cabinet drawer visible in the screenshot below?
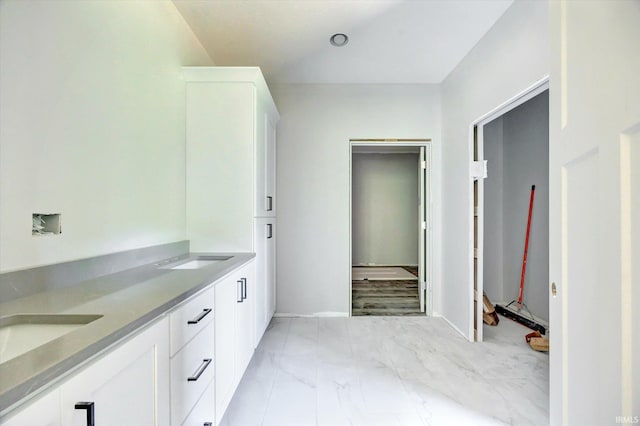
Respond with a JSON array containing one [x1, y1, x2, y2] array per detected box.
[[181, 378, 215, 426], [171, 320, 215, 426], [170, 285, 215, 356]]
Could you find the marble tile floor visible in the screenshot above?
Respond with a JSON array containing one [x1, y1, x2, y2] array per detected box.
[[220, 316, 549, 426]]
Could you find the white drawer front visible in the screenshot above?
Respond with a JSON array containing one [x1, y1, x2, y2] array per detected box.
[[171, 320, 215, 426], [170, 285, 215, 356], [181, 378, 215, 426]]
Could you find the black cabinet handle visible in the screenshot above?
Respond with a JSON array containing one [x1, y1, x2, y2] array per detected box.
[[188, 308, 212, 325], [204, 423, 213, 426], [266, 196, 273, 211], [237, 280, 244, 303], [267, 223, 273, 239], [241, 278, 247, 300], [187, 358, 212, 382], [75, 401, 95, 426]]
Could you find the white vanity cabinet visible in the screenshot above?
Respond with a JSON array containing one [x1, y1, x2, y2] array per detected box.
[[1, 319, 170, 426], [184, 67, 279, 352], [169, 285, 216, 426], [2, 388, 61, 426], [60, 317, 170, 426], [214, 260, 255, 426]]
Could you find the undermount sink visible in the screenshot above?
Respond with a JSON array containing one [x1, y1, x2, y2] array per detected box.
[[163, 255, 233, 270], [0, 314, 103, 364]]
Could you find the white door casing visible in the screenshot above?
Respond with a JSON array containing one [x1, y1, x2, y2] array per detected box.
[[549, 1, 640, 424], [419, 146, 426, 313], [349, 140, 432, 316]]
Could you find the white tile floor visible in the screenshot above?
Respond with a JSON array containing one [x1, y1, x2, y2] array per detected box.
[[220, 316, 549, 426]]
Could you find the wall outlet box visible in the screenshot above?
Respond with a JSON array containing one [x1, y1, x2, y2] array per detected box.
[[32, 213, 62, 236]]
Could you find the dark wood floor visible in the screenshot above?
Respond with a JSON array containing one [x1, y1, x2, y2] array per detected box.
[[352, 266, 423, 316]]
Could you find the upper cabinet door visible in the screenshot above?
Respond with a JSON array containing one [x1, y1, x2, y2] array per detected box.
[[265, 114, 277, 217], [255, 108, 277, 218]]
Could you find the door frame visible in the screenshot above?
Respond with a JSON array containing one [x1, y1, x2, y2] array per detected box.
[[349, 139, 433, 317], [469, 77, 549, 341]]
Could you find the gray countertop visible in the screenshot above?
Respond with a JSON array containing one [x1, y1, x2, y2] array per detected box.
[[0, 252, 254, 416]]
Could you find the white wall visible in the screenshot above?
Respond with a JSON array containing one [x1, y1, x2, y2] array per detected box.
[[0, 1, 212, 272], [483, 91, 549, 321], [352, 153, 419, 266], [441, 0, 549, 338], [272, 84, 441, 316]]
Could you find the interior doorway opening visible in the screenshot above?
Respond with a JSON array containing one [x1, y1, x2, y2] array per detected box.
[[472, 80, 550, 342], [349, 140, 432, 316]]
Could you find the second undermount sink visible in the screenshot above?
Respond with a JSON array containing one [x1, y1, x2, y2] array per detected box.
[[164, 255, 233, 270], [0, 314, 103, 364]]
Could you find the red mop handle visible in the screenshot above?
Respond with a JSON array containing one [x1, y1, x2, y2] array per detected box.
[[518, 185, 536, 306]]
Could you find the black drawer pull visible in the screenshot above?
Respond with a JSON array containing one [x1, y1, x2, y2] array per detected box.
[[188, 308, 212, 325], [75, 401, 95, 426], [241, 277, 247, 300], [267, 196, 273, 211], [237, 280, 244, 303], [267, 223, 273, 239], [204, 423, 213, 426], [188, 358, 212, 382]]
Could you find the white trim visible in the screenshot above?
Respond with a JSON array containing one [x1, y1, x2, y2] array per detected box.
[[273, 312, 349, 318], [440, 313, 473, 342], [468, 76, 549, 342], [472, 76, 549, 126], [349, 139, 433, 317]]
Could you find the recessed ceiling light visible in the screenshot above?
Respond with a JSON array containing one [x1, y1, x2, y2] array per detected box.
[[330, 33, 349, 47]]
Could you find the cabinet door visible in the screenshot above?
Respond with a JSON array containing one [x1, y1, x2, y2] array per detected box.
[[60, 317, 169, 426], [214, 276, 237, 426], [255, 108, 277, 218], [254, 219, 276, 346], [266, 220, 277, 319], [265, 114, 277, 217], [2, 388, 61, 426], [253, 219, 268, 346], [234, 262, 255, 385]]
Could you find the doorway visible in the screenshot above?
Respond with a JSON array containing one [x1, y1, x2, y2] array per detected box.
[[349, 140, 432, 316], [472, 80, 550, 342]]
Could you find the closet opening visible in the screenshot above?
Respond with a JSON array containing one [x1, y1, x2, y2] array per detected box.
[[349, 140, 432, 317], [472, 81, 549, 342]]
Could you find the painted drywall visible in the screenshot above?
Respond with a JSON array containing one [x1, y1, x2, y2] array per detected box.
[[483, 92, 549, 321], [502, 91, 549, 320], [272, 84, 441, 316], [352, 153, 419, 266], [441, 0, 549, 338], [0, 1, 212, 272], [482, 117, 504, 303]]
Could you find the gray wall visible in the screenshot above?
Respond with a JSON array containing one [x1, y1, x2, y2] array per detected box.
[[352, 153, 419, 266], [483, 90, 549, 321]]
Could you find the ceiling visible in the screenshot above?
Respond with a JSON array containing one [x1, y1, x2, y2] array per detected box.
[[173, 0, 513, 85]]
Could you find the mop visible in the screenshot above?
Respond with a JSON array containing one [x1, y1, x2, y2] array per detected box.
[[495, 185, 547, 335]]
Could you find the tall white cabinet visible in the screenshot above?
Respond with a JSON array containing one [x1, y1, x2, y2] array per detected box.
[[184, 65, 278, 365]]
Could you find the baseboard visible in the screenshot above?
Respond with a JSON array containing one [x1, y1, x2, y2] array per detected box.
[[273, 312, 349, 318], [352, 263, 418, 267], [439, 314, 473, 342]]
